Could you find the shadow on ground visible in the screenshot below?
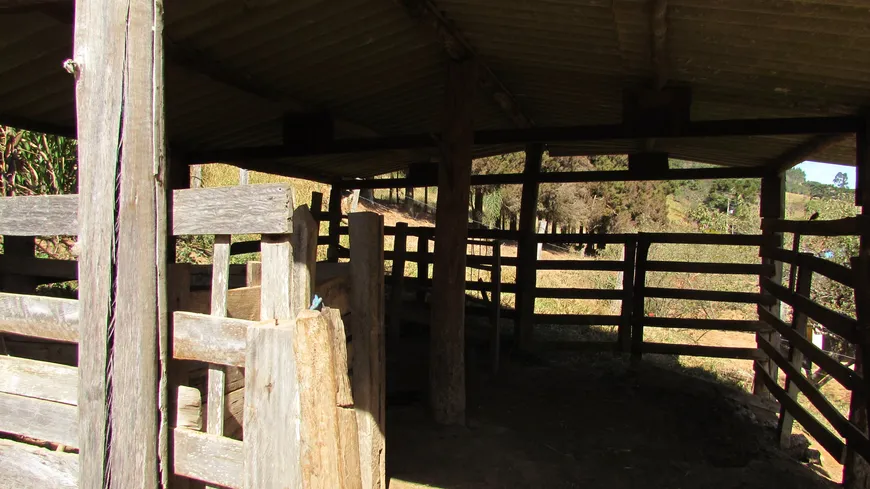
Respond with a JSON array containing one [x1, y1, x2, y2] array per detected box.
[[386, 320, 836, 489]]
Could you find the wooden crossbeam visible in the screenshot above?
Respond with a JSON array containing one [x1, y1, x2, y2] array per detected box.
[[188, 115, 862, 163], [768, 133, 851, 172], [395, 0, 532, 128]]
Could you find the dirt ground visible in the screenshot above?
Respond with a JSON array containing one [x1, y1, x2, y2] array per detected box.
[[386, 346, 837, 489]]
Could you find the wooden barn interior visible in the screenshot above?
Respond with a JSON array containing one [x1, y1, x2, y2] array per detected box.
[[0, 0, 868, 487]]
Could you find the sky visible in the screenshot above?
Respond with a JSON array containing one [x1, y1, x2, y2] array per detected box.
[[796, 161, 856, 188]]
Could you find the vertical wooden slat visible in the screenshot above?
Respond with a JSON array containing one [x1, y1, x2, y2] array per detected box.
[[206, 235, 230, 489], [292, 206, 318, 317], [777, 261, 813, 447], [389, 222, 408, 347], [244, 320, 302, 489], [247, 225, 301, 488], [430, 60, 477, 426], [327, 184, 343, 262], [516, 143, 543, 350], [631, 238, 651, 361], [325, 308, 363, 489], [245, 261, 262, 287], [619, 239, 637, 353], [416, 234, 429, 303], [348, 212, 386, 489], [75, 0, 167, 485], [490, 240, 502, 374], [756, 172, 785, 399]]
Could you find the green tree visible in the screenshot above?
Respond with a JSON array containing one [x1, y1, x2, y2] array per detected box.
[[833, 171, 849, 189]]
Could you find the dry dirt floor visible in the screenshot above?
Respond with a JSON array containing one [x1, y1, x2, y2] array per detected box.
[[386, 345, 837, 489]]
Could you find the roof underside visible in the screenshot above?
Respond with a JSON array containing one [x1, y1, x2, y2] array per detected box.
[[0, 0, 868, 178]]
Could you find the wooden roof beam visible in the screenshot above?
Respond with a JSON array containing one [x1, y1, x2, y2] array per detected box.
[[767, 133, 852, 173], [650, 0, 668, 90], [189, 115, 861, 163], [396, 0, 533, 128]]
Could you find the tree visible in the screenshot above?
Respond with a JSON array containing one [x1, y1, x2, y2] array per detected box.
[[833, 171, 849, 189]]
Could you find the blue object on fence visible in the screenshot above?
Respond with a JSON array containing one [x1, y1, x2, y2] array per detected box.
[[310, 295, 323, 311]]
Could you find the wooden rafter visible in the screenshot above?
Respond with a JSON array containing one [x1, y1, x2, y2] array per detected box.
[[188, 115, 862, 163], [650, 0, 669, 90], [768, 134, 851, 173], [395, 0, 533, 128]]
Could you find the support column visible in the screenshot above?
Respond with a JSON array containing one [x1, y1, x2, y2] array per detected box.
[[755, 172, 785, 400], [430, 60, 476, 425], [844, 117, 870, 488], [74, 0, 168, 486], [327, 183, 343, 262], [515, 144, 543, 350]]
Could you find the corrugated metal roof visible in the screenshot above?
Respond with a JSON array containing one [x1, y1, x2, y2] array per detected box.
[[0, 0, 867, 179]]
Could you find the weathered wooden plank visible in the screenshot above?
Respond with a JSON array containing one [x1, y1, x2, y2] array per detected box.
[[755, 172, 785, 401], [187, 286, 261, 321], [244, 320, 302, 489], [0, 293, 78, 342], [0, 355, 77, 405], [646, 260, 771, 276], [535, 259, 625, 271], [0, 437, 78, 489], [642, 343, 765, 360], [246, 261, 262, 287], [175, 385, 202, 431], [349, 212, 386, 489], [642, 316, 768, 333], [327, 185, 343, 262], [778, 265, 813, 448], [533, 313, 622, 325], [619, 240, 636, 352], [294, 310, 350, 488], [761, 246, 855, 287], [631, 239, 651, 360], [754, 363, 845, 463], [173, 428, 243, 489], [172, 312, 251, 368], [0, 392, 77, 447], [761, 276, 859, 342], [644, 287, 767, 304], [758, 336, 870, 461], [260, 234, 293, 320], [538, 341, 617, 352], [0, 195, 78, 236], [758, 307, 863, 394], [535, 287, 625, 300], [762, 216, 865, 236], [292, 205, 318, 317], [172, 184, 295, 235], [206, 235, 230, 489], [642, 232, 766, 246], [325, 308, 362, 489]]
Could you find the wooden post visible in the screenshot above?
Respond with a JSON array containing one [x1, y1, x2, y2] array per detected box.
[[206, 235, 230, 489], [631, 237, 651, 361], [74, 0, 168, 485], [619, 239, 637, 353], [292, 205, 318, 317], [755, 172, 785, 399], [490, 241, 502, 374], [191, 165, 203, 188], [293, 310, 363, 489], [430, 60, 477, 425], [245, 320, 301, 489], [777, 260, 813, 447], [351, 189, 361, 212], [389, 222, 408, 348], [536, 218, 547, 259], [328, 184, 343, 262], [844, 117, 870, 488], [416, 234, 430, 303], [348, 212, 386, 489], [311, 191, 324, 222], [515, 144, 543, 350], [238, 168, 249, 185]]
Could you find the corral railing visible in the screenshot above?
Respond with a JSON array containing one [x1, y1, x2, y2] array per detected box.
[[0, 184, 387, 489]]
